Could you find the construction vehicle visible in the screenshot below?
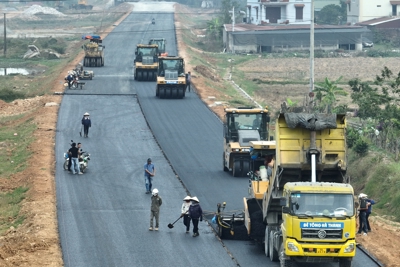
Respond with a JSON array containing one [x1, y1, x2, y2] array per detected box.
[[156, 56, 186, 98], [82, 35, 105, 67], [71, 0, 93, 9], [149, 38, 167, 56], [223, 107, 270, 177], [134, 44, 159, 81], [217, 112, 356, 267]]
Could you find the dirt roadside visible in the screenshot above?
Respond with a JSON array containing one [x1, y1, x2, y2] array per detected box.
[[0, 3, 399, 267]]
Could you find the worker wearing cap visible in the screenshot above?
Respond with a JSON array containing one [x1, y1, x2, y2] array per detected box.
[[149, 188, 162, 231], [357, 193, 370, 235], [188, 196, 203, 237], [81, 112, 91, 138], [144, 158, 155, 194], [181, 196, 192, 233], [366, 196, 376, 232]]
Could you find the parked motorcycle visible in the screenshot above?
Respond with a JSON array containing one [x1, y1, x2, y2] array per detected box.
[[63, 140, 90, 173], [78, 151, 90, 173], [63, 150, 90, 172]]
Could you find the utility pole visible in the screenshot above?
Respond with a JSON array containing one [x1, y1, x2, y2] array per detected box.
[[3, 13, 6, 57], [232, 6, 235, 54], [309, 0, 314, 94]]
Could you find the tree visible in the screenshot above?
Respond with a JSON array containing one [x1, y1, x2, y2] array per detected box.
[[349, 67, 400, 159], [219, 0, 242, 24], [206, 18, 222, 41], [314, 76, 348, 113], [317, 4, 346, 25]]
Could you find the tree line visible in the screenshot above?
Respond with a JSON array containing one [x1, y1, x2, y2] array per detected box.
[[315, 67, 400, 160]]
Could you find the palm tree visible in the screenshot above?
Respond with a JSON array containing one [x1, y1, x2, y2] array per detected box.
[[206, 18, 222, 41], [315, 76, 348, 113]]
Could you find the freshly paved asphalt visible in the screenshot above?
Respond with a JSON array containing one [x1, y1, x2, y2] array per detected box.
[[55, 3, 378, 267]]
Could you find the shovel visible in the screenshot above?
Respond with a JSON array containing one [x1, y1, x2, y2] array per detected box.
[[167, 216, 182, 229]]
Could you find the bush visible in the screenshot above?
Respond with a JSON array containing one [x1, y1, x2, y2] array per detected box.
[[0, 89, 25, 102], [51, 45, 66, 54], [353, 138, 369, 155], [346, 127, 359, 148]]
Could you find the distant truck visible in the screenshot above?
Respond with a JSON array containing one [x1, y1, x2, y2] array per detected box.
[[217, 113, 356, 267], [134, 44, 159, 81], [70, 0, 93, 10], [149, 38, 167, 56], [223, 107, 270, 177], [82, 35, 105, 67]]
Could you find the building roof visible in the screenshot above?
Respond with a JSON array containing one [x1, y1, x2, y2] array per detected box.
[[224, 23, 367, 35], [224, 23, 364, 32], [356, 16, 400, 26]]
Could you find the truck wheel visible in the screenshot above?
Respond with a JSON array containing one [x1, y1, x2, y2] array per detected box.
[[233, 160, 241, 177], [269, 231, 279, 262], [264, 226, 270, 256], [279, 243, 293, 267], [242, 160, 250, 176], [223, 153, 229, 172], [338, 259, 352, 267]]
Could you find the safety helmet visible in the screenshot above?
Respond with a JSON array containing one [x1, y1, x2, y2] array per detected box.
[[152, 188, 159, 195], [359, 193, 368, 199], [84, 112, 90, 116]]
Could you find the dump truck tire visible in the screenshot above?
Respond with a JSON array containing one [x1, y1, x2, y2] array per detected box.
[[264, 226, 270, 256], [338, 259, 352, 267], [269, 231, 279, 262]]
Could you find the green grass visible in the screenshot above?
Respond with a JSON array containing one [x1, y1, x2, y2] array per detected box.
[[0, 118, 36, 177], [0, 186, 29, 234], [347, 149, 400, 221]]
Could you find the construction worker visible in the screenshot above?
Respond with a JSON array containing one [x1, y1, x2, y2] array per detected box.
[[149, 188, 162, 231]]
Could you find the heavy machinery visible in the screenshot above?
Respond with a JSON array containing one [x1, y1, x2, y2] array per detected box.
[[223, 107, 270, 177], [82, 35, 105, 67], [149, 38, 167, 56], [156, 56, 186, 98], [134, 44, 159, 81], [217, 112, 356, 267], [71, 0, 93, 9]]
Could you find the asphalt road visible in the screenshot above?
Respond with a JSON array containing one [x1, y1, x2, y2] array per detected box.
[[55, 3, 378, 267]]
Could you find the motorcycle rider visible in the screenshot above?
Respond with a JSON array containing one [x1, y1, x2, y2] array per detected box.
[[66, 71, 74, 89], [68, 143, 82, 175], [67, 142, 81, 172]]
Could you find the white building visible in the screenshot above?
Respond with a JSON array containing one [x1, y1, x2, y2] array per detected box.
[[246, 0, 312, 25], [347, 0, 400, 24]]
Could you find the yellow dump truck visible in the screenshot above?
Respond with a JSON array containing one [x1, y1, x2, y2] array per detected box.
[[156, 56, 186, 98], [218, 113, 356, 267], [223, 107, 271, 177]]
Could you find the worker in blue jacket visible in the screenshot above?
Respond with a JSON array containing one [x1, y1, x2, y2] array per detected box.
[[366, 197, 376, 232]]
